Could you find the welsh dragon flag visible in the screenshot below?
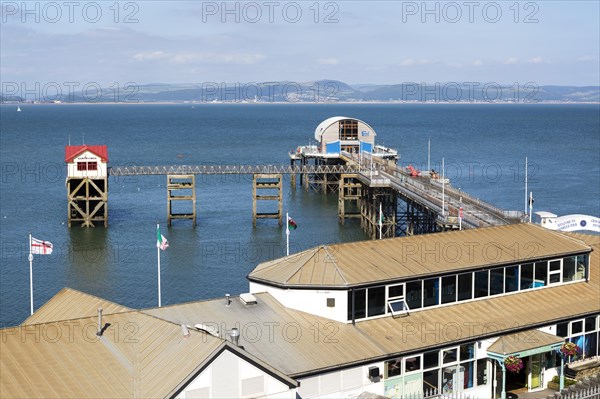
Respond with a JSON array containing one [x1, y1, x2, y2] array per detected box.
[[157, 225, 169, 251], [287, 215, 297, 230]]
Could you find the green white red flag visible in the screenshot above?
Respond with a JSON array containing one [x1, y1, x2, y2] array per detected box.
[[157, 226, 169, 251]]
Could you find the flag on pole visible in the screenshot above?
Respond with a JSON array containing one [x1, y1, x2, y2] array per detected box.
[[287, 215, 297, 230], [157, 226, 169, 251], [30, 237, 53, 255]]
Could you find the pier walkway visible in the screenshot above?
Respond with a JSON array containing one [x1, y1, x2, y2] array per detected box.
[[109, 157, 524, 229]]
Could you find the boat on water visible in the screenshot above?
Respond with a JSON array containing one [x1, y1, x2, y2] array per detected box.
[[17, 105, 21, 112]]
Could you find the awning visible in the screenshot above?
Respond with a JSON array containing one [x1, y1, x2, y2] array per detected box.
[[487, 329, 564, 361]]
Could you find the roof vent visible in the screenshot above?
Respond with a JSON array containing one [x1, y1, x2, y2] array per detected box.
[[239, 293, 257, 305], [193, 323, 220, 337], [228, 328, 240, 346], [181, 324, 191, 339]]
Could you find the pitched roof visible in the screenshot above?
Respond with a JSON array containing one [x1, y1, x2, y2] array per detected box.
[[248, 223, 592, 288], [65, 145, 108, 163], [151, 231, 599, 378], [23, 287, 130, 325], [487, 329, 563, 356]]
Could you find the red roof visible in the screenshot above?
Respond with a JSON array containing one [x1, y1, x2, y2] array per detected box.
[[65, 145, 108, 163]]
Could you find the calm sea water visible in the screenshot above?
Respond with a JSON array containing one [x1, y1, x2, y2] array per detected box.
[[1, 103, 599, 327]]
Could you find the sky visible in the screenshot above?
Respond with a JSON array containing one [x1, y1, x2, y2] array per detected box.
[[1, 1, 599, 88]]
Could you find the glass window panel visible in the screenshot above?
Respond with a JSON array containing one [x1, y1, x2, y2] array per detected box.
[[457, 273, 472, 301], [423, 350, 439, 369], [549, 260, 561, 271], [367, 286, 386, 317], [476, 359, 488, 386], [406, 281, 422, 310], [423, 369, 439, 394], [572, 320, 584, 335], [585, 317, 597, 332], [585, 332, 598, 357], [534, 261, 547, 287], [460, 344, 474, 360], [461, 361, 474, 389], [388, 284, 404, 299], [423, 278, 439, 307], [442, 348, 457, 364], [354, 289, 366, 319], [521, 263, 534, 290], [474, 270, 488, 298], [441, 276, 456, 304], [563, 256, 576, 282], [557, 322, 568, 337], [385, 358, 402, 378], [549, 273, 561, 284], [388, 299, 409, 316], [505, 266, 519, 293], [404, 356, 421, 372], [490, 268, 504, 296], [576, 255, 588, 279]]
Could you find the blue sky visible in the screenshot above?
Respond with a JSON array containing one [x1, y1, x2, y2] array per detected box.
[[1, 1, 599, 87]]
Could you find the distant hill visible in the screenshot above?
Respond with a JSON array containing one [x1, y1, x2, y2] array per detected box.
[[2, 80, 599, 103]]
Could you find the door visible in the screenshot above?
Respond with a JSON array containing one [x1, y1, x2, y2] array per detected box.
[[529, 354, 543, 390]]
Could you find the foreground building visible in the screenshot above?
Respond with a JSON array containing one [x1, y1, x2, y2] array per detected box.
[[1, 223, 599, 398]]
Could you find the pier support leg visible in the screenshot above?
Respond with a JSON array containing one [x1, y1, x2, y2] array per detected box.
[[253, 174, 283, 226], [167, 174, 196, 226], [67, 177, 108, 227], [360, 186, 397, 239], [338, 174, 361, 224]]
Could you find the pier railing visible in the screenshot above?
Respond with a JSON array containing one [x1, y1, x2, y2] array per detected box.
[[109, 164, 363, 176]]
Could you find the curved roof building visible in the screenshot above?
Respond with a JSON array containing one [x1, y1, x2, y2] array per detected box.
[[314, 116, 376, 155]]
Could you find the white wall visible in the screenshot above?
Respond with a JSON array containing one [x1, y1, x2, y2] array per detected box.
[[67, 151, 107, 178], [297, 363, 384, 398], [178, 348, 296, 399], [250, 283, 349, 323]]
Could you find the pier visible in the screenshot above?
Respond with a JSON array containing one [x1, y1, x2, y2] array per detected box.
[[66, 117, 525, 235]]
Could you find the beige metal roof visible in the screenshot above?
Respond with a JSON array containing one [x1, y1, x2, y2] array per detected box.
[[1, 310, 225, 398], [249, 223, 592, 288], [151, 232, 599, 377], [23, 287, 131, 325], [487, 329, 563, 356]]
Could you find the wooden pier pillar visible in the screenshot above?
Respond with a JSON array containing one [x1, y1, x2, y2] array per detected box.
[[167, 174, 196, 226], [360, 187, 397, 239], [252, 174, 283, 226], [67, 177, 108, 227], [338, 174, 361, 224]]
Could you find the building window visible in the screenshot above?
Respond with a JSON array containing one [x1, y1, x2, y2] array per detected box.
[[406, 281, 422, 310], [347, 289, 366, 320], [388, 284, 404, 299], [441, 275, 457, 304], [385, 358, 402, 378], [563, 256, 576, 282], [534, 261, 548, 287], [489, 268, 504, 296], [476, 359, 488, 386], [423, 278, 439, 307], [505, 266, 519, 292], [457, 273, 472, 301], [474, 270, 488, 298], [423, 350, 439, 369], [388, 299, 410, 317], [76, 161, 98, 171], [521, 263, 534, 289], [77, 162, 87, 171], [367, 286, 386, 317], [339, 119, 358, 141], [404, 356, 421, 372]]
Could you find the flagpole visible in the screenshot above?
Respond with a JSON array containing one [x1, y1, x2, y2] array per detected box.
[[378, 202, 383, 240], [525, 156, 528, 215], [529, 192, 533, 223], [29, 233, 33, 315], [157, 223, 161, 307], [286, 212, 290, 256], [442, 157, 445, 216]]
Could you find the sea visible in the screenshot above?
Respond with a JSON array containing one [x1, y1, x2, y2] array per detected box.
[[1, 103, 599, 327]]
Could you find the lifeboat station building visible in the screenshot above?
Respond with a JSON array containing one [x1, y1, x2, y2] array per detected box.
[[1, 223, 599, 398]]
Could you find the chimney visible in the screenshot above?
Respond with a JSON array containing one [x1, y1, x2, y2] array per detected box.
[[225, 293, 231, 307], [181, 324, 190, 339], [229, 328, 240, 346], [96, 308, 103, 336]]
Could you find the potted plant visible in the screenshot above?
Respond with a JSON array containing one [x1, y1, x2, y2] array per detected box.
[[505, 355, 523, 373], [560, 342, 580, 357]]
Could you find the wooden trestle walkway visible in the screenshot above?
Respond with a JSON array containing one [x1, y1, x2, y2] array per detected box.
[[108, 158, 524, 233]]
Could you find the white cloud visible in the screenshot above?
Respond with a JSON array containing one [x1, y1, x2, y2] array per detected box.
[[528, 56, 543, 64], [401, 58, 431, 67], [578, 55, 598, 62], [132, 51, 265, 65], [504, 57, 519, 65], [317, 58, 340, 65], [473, 60, 483, 67], [133, 51, 169, 61]]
